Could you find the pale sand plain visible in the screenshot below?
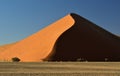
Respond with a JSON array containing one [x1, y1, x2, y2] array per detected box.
[[0, 62, 120, 76]]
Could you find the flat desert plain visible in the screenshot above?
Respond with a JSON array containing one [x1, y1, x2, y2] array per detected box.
[[0, 62, 120, 76]]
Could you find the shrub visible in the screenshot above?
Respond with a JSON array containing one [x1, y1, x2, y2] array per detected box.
[[12, 57, 20, 62], [77, 58, 87, 62], [105, 58, 108, 62]]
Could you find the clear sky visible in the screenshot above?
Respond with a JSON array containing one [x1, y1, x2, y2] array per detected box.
[[0, 0, 120, 45]]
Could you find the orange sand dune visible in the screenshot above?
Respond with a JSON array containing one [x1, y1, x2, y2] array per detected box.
[[0, 14, 74, 62], [0, 13, 120, 62]]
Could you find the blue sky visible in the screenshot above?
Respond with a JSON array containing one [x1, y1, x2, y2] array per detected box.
[[0, 0, 120, 45]]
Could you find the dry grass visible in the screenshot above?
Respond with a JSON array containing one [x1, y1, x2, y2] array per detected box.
[[0, 62, 120, 76]]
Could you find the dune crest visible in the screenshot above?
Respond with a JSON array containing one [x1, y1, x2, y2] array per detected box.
[[0, 13, 120, 62]]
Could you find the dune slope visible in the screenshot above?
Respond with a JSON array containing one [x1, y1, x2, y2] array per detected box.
[[0, 43, 15, 52], [0, 14, 74, 62]]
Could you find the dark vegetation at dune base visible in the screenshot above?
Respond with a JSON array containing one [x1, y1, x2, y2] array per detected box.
[[11, 57, 21, 62]]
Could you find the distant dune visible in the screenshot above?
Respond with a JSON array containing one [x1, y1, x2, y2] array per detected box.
[[0, 13, 120, 62]]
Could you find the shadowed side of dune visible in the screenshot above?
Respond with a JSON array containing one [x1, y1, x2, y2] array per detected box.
[[48, 13, 120, 61]]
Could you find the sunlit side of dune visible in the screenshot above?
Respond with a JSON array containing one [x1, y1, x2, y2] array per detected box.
[[0, 43, 15, 52], [0, 14, 75, 62]]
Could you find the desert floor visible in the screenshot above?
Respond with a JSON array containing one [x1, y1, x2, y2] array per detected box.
[[0, 62, 120, 76]]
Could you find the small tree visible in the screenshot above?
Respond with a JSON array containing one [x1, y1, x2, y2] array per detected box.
[[12, 57, 20, 62]]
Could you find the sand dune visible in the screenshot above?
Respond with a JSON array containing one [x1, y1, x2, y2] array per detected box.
[[0, 13, 120, 62]]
